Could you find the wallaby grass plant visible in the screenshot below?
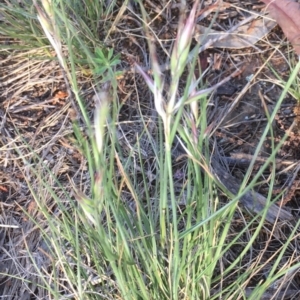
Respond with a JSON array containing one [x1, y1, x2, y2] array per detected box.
[[1, 0, 300, 299]]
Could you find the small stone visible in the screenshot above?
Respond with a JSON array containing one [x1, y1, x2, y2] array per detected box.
[[282, 109, 292, 115]]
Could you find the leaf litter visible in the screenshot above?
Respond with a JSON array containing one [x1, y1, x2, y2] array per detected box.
[[260, 0, 300, 55]]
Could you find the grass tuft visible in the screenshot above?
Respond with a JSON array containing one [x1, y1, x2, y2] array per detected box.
[[1, 1, 300, 299]]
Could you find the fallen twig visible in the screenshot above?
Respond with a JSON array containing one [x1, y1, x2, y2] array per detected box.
[[211, 157, 294, 223]]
